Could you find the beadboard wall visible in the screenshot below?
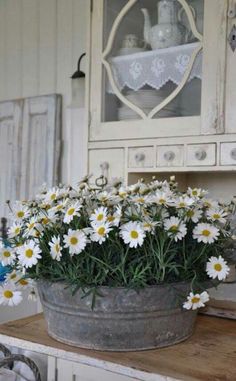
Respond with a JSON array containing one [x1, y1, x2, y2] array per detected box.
[[0, 0, 88, 184], [0, 0, 88, 322]]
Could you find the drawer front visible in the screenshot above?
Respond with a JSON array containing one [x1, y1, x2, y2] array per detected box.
[[157, 145, 184, 167], [221, 142, 236, 165], [186, 144, 216, 166], [128, 147, 154, 168], [89, 148, 124, 182]]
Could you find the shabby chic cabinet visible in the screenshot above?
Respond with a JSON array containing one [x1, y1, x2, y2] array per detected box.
[[87, 0, 236, 184]]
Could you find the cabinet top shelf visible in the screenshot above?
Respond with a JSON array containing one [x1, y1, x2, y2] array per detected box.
[[0, 314, 235, 381]]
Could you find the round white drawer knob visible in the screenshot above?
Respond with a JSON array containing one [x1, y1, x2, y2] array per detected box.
[[230, 148, 236, 161], [135, 152, 145, 162], [100, 161, 109, 170], [195, 149, 207, 161], [164, 151, 175, 162]]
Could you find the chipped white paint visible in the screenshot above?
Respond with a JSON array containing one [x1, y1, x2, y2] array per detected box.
[[0, 334, 181, 381]]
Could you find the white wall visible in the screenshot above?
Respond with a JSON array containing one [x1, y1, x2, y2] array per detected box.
[[0, 0, 89, 184]]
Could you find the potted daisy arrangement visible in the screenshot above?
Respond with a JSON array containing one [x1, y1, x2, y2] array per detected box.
[[0, 176, 234, 351]]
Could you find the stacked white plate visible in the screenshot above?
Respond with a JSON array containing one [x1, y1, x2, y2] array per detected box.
[[118, 106, 150, 120], [117, 89, 179, 120]]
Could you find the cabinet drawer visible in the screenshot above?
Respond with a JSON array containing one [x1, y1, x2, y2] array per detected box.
[[157, 145, 184, 167], [220, 143, 236, 165], [128, 147, 154, 168], [186, 144, 216, 166], [89, 148, 124, 182]]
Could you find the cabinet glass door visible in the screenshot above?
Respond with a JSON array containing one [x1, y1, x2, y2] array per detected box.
[[102, 0, 204, 122]]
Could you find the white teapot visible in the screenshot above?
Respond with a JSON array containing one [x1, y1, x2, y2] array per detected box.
[[141, 0, 188, 50]]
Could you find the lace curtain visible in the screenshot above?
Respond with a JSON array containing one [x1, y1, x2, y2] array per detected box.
[[108, 42, 202, 93]]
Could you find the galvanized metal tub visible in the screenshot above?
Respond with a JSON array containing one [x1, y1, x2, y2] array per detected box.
[[37, 280, 197, 351]]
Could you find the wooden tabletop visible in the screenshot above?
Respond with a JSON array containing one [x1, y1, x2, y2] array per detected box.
[[0, 314, 235, 381]]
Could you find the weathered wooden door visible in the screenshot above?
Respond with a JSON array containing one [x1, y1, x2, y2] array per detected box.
[[0, 100, 23, 217], [20, 94, 62, 199], [0, 94, 62, 217]]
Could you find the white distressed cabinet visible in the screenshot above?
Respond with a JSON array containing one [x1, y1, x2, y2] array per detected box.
[[87, 0, 236, 183]]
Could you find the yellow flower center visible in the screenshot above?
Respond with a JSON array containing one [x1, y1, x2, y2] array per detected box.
[[187, 210, 194, 218], [3, 251, 11, 258], [191, 297, 200, 304], [213, 214, 220, 219], [97, 214, 104, 221], [10, 274, 17, 280], [130, 230, 138, 239], [159, 198, 166, 204], [98, 227, 106, 236], [107, 215, 115, 222], [57, 204, 63, 210], [55, 244, 60, 253], [179, 202, 185, 207], [137, 198, 145, 203], [214, 263, 222, 272], [19, 279, 28, 286], [202, 229, 210, 237], [4, 290, 13, 299], [28, 223, 35, 229], [170, 225, 178, 233], [50, 194, 56, 200], [119, 192, 126, 198], [42, 218, 49, 225], [192, 190, 198, 196], [25, 249, 33, 258], [70, 237, 78, 245], [15, 227, 20, 234], [17, 211, 24, 218], [67, 208, 75, 216]]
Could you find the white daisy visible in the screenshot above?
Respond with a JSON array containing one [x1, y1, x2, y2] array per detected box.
[[17, 277, 33, 290], [193, 223, 220, 244], [164, 217, 187, 242], [90, 223, 112, 245], [206, 256, 230, 281], [176, 196, 194, 209], [202, 198, 219, 210], [17, 241, 42, 268], [107, 206, 122, 227], [142, 219, 159, 233], [43, 187, 60, 204], [63, 201, 82, 224], [5, 270, 21, 284], [63, 229, 87, 255], [0, 245, 16, 266], [90, 207, 108, 225], [183, 291, 209, 310], [12, 202, 30, 221], [148, 191, 174, 207], [206, 209, 228, 224], [185, 208, 202, 223], [187, 187, 207, 199], [118, 187, 128, 199], [24, 216, 38, 237], [120, 221, 145, 248], [8, 222, 22, 238], [0, 284, 22, 306], [49, 236, 62, 261], [132, 195, 148, 204]]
